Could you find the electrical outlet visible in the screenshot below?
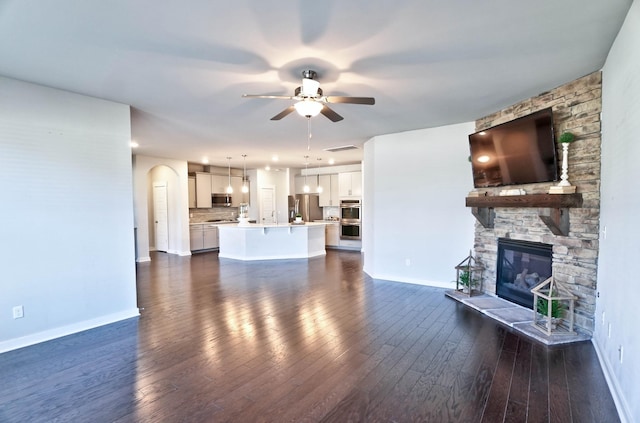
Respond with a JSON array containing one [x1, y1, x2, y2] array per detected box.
[[12, 305, 24, 319]]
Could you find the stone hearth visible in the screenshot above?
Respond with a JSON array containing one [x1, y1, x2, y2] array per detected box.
[[471, 72, 602, 336], [445, 290, 590, 346]]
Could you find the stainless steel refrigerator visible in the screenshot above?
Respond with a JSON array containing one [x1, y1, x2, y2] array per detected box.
[[288, 194, 323, 222]]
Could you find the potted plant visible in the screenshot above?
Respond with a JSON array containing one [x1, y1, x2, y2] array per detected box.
[[458, 269, 471, 292], [558, 131, 575, 144], [295, 213, 303, 223], [550, 131, 577, 193], [537, 297, 564, 329], [454, 251, 481, 295]]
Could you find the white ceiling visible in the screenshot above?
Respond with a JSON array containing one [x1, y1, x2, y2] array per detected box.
[[0, 0, 632, 170]]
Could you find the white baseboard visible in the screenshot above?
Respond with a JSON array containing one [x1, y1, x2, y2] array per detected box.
[[592, 338, 632, 423], [0, 308, 140, 354], [136, 256, 151, 262], [365, 271, 455, 289], [177, 250, 192, 257]]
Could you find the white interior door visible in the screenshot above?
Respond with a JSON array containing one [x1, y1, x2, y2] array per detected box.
[[153, 181, 169, 252], [260, 186, 276, 224]]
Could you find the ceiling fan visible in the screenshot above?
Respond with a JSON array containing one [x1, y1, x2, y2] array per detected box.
[[242, 70, 375, 122]]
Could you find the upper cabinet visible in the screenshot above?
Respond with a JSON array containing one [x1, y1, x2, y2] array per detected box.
[[318, 174, 339, 207], [190, 162, 251, 209], [211, 174, 227, 194], [188, 176, 196, 208], [294, 175, 318, 194], [230, 176, 243, 207], [338, 171, 362, 198], [195, 172, 212, 208]]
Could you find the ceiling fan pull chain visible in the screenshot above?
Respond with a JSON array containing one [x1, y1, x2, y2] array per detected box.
[[307, 117, 311, 151]]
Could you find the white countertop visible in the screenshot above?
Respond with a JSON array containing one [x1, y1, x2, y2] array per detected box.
[[217, 222, 326, 229], [190, 220, 241, 226]]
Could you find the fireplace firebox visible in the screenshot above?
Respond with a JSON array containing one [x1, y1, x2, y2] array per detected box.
[[496, 238, 552, 309]]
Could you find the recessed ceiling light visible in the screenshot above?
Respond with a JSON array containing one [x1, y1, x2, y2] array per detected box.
[[202, 157, 209, 164], [130, 141, 139, 148], [328, 158, 335, 165], [265, 165, 271, 171], [272, 155, 279, 162]]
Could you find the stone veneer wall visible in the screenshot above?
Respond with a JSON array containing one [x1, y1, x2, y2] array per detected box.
[[473, 72, 602, 335]]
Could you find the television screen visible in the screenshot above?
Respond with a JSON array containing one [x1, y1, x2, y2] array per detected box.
[[468, 107, 558, 188]]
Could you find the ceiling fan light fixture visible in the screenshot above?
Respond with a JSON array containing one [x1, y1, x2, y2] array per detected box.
[[301, 78, 320, 97], [294, 100, 323, 117]]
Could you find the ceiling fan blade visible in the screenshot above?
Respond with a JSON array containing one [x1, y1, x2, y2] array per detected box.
[[325, 96, 375, 105], [321, 105, 344, 122], [243, 94, 294, 100], [270, 106, 296, 120]]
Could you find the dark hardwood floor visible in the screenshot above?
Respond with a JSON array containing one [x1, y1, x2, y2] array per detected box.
[[0, 250, 619, 422]]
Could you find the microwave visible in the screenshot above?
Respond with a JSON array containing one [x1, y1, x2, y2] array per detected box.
[[212, 193, 232, 207]]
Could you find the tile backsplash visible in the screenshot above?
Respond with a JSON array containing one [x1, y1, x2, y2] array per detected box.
[[189, 207, 238, 223]]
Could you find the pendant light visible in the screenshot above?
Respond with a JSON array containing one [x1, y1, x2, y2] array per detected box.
[[316, 158, 323, 194], [241, 154, 249, 194], [303, 155, 310, 193], [226, 156, 233, 194]]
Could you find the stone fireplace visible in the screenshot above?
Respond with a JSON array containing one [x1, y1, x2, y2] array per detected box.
[[496, 238, 552, 309], [470, 72, 602, 336]]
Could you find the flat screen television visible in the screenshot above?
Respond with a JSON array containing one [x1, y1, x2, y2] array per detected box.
[[468, 107, 558, 188]]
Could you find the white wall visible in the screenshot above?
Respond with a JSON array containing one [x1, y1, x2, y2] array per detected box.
[[597, 2, 640, 422], [363, 122, 476, 286], [0, 77, 138, 352], [132, 155, 191, 261], [255, 168, 290, 223]]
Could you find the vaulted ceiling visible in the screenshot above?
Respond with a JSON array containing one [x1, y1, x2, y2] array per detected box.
[[0, 0, 632, 170]]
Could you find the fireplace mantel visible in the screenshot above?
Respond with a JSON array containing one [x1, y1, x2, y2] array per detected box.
[[465, 193, 583, 236]]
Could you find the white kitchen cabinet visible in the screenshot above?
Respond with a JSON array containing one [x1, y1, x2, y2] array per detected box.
[[190, 223, 219, 251], [190, 224, 204, 250], [325, 222, 340, 247], [295, 175, 318, 194], [339, 238, 362, 249], [338, 171, 362, 198], [318, 174, 339, 207], [231, 176, 243, 206], [195, 173, 212, 208], [203, 224, 218, 249], [188, 176, 196, 208], [211, 174, 228, 194]]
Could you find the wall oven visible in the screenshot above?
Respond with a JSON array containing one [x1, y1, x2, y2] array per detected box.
[[340, 199, 361, 240], [340, 199, 360, 220], [340, 221, 361, 240]]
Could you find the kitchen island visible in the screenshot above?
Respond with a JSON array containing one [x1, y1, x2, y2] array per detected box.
[[217, 222, 326, 261]]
